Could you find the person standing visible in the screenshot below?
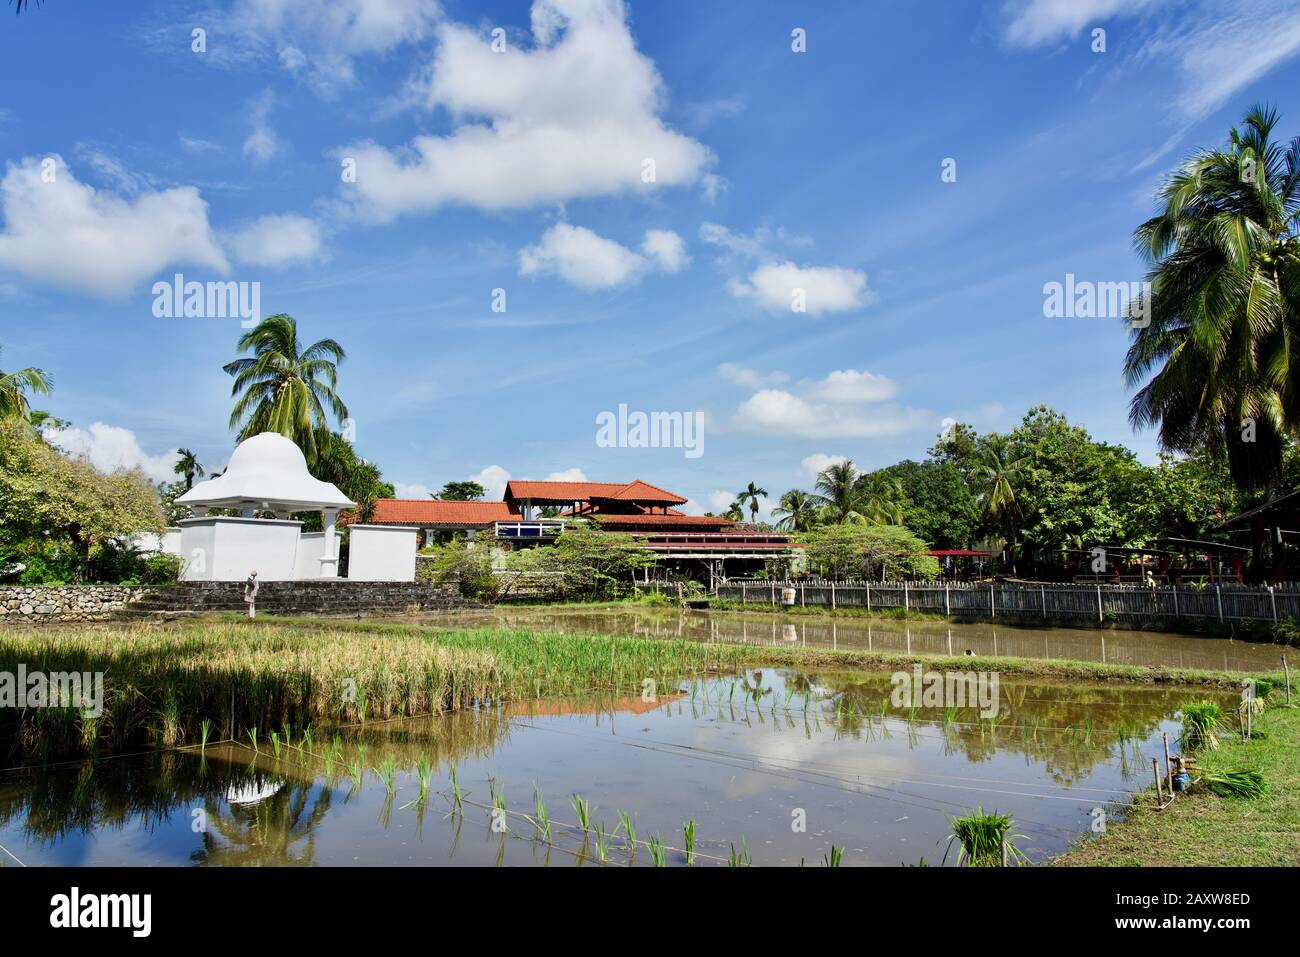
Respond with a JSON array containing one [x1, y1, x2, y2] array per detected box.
[[244, 571, 259, 619]]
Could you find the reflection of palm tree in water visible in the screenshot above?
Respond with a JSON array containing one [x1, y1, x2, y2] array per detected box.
[[191, 777, 333, 866], [737, 670, 772, 705]]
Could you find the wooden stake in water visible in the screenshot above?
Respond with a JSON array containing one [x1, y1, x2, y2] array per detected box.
[[1152, 758, 1164, 805], [1162, 732, 1173, 795]]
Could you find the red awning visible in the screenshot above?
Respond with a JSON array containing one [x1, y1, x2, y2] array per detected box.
[[929, 550, 991, 557]]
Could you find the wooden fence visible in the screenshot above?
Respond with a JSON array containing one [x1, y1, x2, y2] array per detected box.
[[638, 579, 1300, 624]]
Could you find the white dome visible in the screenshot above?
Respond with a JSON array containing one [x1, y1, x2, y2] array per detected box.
[[176, 432, 355, 511]]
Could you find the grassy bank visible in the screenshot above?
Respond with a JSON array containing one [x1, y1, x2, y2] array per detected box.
[[0, 617, 1282, 763], [1053, 703, 1300, 866]]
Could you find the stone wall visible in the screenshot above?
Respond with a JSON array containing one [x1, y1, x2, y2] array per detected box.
[[0, 585, 145, 623]]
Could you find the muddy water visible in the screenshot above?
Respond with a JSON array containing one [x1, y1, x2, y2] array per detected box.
[[430, 606, 1287, 674], [0, 670, 1232, 867]]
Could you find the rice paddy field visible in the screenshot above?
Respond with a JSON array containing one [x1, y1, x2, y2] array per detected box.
[[0, 616, 1289, 866]]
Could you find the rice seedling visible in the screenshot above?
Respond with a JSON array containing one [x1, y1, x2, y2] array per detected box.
[[347, 758, 365, 787], [942, 706, 958, 728], [269, 731, 282, 758], [301, 725, 313, 749], [495, 792, 509, 834], [823, 845, 843, 867], [532, 785, 551, 841], [727, 838, 750, 867], [1202, 769, 1266, 799], [683, 819, 697, 866], [571, 793, 591, 832], [376, 756, 397, 794], [648, 835, 667, 867], [617, 809, 637, 850], [415, 755, 432, 802], [448, 760, 467, 815], [247, 726, 258, 752], [281, 722, 292, 748], [943, 807, 1030, 867], [1181, 701, 1223, 751], [199, 718, 213, 749], [593, 820, 611, 863], [158, 691, 181, 748]]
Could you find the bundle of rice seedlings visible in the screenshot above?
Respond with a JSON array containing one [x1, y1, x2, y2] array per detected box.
[[1201, 769, 1266, 799], [1180, 701, 1222, 751], [943, 807, 1030, 867]]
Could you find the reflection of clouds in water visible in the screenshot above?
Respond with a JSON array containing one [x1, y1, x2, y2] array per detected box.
[[225, 776, 284, 806]]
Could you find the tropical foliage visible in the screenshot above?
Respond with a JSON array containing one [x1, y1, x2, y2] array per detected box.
[[0, 345, 51, 423]]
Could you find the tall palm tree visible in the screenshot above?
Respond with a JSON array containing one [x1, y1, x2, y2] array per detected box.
[[855, 473, 906, 525], [815, 460, 862, 524], [0, 346, 52, 422], [972, 434, 1030, 571], [1125, 105, 1300, 490], [173, 448, 204, 490], [223, 314, 348, 465], [736, 481, 768, 523], [772, 489, 820, 531]]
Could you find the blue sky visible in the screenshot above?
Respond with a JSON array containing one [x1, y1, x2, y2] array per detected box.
[[4, 0, 1300, 518]]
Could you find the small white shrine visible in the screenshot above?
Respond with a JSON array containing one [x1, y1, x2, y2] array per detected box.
[[172, 432, 414, 582]]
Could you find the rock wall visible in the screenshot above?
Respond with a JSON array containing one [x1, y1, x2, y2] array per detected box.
[[0, 586, 145, 623]]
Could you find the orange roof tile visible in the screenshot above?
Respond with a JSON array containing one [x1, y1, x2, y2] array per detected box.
[[504, 479, 687, 504], [343, 499, 520, 527]]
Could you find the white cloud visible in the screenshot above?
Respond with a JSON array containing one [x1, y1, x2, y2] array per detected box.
[[243, 89, 281, 164], [392, 481, 432, 498], [472, 464, 511, 500], [717, 363, 789, 389], [728, 261, 870, 316], [640, 229, 689, 272], [544, 467, 588, 482], [227, 213, 324, 268], [1001, 0, 1163, 47], [220, 0, 442, 95], [339, 0, 713, 220], [0, 156, 228, 298], [800, 453, 849, 481], [698, 221, 812, 261], [733, 389, 916, 439], [803, 369, 898, 403], [45, 423, 179, 484], [707, 489, 735, 512], [180, 136, 222, 154], [518, 223, 685, 290]]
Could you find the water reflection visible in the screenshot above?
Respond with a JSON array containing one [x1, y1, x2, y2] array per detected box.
[[0, 672, 1233, 867]]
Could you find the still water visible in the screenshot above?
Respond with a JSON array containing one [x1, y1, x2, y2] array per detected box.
[[0, 669, 1230, 867], [431, 606, 1287, 674]]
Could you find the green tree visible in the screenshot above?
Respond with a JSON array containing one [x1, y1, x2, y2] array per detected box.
[[0, 420, 164, 578], [1125, 105, 1300, 491], [736, 481, 768, 523], [0, 345, 52, 422], [311, 431, 393, 528], [438, 481, 486, 501], [814, 460, 862, 524], [878, 459, 979, 548], [173, 448, 204, 490], [223, 314, 348, 465], [971, 433, 1030, 570], [772, 489, 821, 531], [799, 523, 939, 581], [852, 471, 907, 525]]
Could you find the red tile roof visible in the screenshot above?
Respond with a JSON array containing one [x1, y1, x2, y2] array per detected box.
[[591, 513, 734, 528], [505, 479, 687, 505], [344, 499, 520, 528]]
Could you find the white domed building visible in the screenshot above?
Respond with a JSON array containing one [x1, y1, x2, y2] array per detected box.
[[171, 432, 416, 582]]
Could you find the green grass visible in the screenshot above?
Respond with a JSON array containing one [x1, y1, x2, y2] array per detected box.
[[0, 616, 1280, 763], [1054, 704, 1300, 866]]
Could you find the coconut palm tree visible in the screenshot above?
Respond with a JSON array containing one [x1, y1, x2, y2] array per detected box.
[[0, 346, 52, 422], [736, 481, 768, 523], [815, 460, 862, 524], [173, 448, 204, 490], [855, 472, 906, 525], [223, 314, 348, 465], [772, 489, 820, 531], [972, 434, 1030, 572], [1125, 105, 1300, 490]]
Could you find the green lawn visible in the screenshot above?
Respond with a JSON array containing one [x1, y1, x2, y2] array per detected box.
[[1054, 703, 1300, 866]]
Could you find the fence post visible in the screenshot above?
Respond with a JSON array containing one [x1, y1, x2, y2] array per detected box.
[[990, 584, 995, 621], [1041, 585, 1046, 618], [770, 581, 774, 606], [1173, 585, 1179, 617], [866, 582, 872, 614], [830, 580, 836, 610], [1096, 584, 1103, 623], [1269, 585, 1277, 623], [742, 581, 746, 605], [800, 582, 805, 606], [904, 581, 909, 612], [1216, 585, 1223, 622], [944, 583, 950, 617]]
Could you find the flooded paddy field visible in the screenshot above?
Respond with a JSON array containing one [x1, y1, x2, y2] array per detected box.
[[429, 606, 1287, 674], [0, 668, 1234, 867]]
